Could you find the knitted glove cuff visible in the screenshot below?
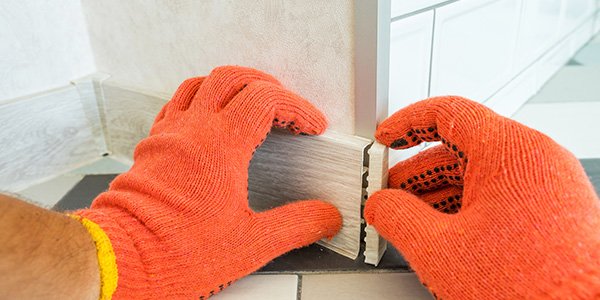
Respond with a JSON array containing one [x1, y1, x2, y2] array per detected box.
[[68, 214, 118, 300], [72, 208, 151, 300]]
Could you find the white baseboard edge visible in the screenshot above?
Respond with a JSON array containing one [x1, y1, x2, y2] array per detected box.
[[364, 142, 389, 265]]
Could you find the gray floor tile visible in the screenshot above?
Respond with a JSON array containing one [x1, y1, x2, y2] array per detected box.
[[52, 174, 117, 211], [571, 39, 600, 66], [580, 158, 600, 197], [528, 66, 600, 103]]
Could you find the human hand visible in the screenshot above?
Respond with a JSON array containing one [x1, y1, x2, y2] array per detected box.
[[365, 96, 600, 299], [72, 66, 342, 299]]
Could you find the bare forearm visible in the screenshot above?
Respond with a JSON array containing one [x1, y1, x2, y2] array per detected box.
[[0, 194, 100, 300]]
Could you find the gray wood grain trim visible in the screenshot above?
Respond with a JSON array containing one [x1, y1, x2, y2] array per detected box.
[[364, 142, 389, 265], [72, 73, 111, 155], [102, 81, 169, 162], [249, 130, 371, 259], [0, 86, 98, 191]]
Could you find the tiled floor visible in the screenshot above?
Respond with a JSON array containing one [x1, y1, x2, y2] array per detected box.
[[16, 35, 600, 299]]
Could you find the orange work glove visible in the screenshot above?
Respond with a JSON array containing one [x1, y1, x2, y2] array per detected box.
[[365, 96, 600, 299], [70, 66, 342, 300]]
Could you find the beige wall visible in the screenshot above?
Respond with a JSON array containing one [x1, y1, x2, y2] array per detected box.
[[80, 0, 356, 134], [0, 0, 96, 103]]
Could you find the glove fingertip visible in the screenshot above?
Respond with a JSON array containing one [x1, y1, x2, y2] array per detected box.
[[303, 200, 343, 238], [365, 189, 448, 239], [364, 189, 394, 226], [305, 111, 328, 136], [272, 100, 328, 136]]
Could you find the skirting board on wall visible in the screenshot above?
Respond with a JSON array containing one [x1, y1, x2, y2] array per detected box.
[[72, 73, 111, 156], [364, 142, 389, 265], [99, 80, 173, 160], [249, 130, 371, 259], [97, 78, 374, 259], [0, 85, 99, 192]]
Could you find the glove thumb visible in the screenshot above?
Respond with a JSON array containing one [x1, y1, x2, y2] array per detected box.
[[250, 200, 342, 259], [365, 189, 451, 252]]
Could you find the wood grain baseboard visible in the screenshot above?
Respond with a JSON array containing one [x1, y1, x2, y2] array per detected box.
[[100, 80, 171, 161], [72, 73, 112, 156], [98, 78, 386, 259], [0, 86, 98, 191], [249, 130, 371, 259], [364, 142, 389, 265]]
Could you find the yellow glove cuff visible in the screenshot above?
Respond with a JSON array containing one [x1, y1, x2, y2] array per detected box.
[[69, 214, 118, 300]]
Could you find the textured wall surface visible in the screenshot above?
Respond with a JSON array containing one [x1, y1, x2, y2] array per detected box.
[[0, 0, 96, 103], [80, 0, 356, 133]]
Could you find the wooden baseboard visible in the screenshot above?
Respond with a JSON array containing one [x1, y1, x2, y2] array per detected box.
[[72, 73, 112, 155], [0, 86, 98, 191], [98, 79, 375, 259], [249, 130, 371, 259], [101, 80, 170, 162], [364, 142, 389, 265]]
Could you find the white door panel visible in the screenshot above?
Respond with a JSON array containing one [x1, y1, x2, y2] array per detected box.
[[595, 10, 600, 34], [560, 0, 595, 37], [515, 0, 562, 72], [570, 18, 595, 53], [388, 11, 434, 116], [391, 0, 446, 18], [430, 0, 521, 103]]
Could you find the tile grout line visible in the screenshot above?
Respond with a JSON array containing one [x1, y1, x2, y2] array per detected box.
[[427, 9, 437, 98], [296, 274, 303, 300], [391, 0, 460, 23]]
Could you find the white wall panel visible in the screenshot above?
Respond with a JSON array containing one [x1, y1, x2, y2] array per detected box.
[[388, 11, 434, 167], [391, 0, 446, 18], [595, 10, 600, 34], [388, 11, 434, 115], [570, 18, 595, 53], [429, 0, 521, 103], [560, 0, 595, 37], [514, 0, 562, 71]]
